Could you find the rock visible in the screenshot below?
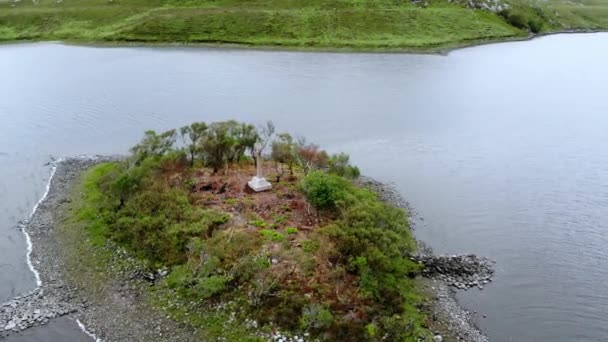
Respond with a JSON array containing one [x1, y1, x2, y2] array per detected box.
[[4, 321, 16, 331], [158, 268, 169, 278], [413, 253, 494, 291], [434, 335, 443, 342]]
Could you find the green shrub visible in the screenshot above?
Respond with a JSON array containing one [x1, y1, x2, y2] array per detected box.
[[528, 19, 542, 33], [326, 196, 420, 301], [328, 153, 360, 179], [285, 227, 298, 235], [250, 218, 267, 228], [300, 171, 349, 210], [194, 275, 229, 299], [273, 214, 287, 224], [365, 323, 377, 338], [259, 229, 285, 242], [301, 239, 319, 253], [299, 304, 333, 330], [165, 264, 194, 289]]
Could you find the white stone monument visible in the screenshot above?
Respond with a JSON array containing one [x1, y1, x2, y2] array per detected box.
[[248, 143, 272, 192]]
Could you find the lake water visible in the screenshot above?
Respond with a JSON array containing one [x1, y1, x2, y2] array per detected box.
[[1, 34, 607, 341]]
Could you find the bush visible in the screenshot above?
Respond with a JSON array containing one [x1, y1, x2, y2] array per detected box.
[[259, 229, 286, 242], [250, 218, 267, 228], [499, 9, 542, 32], [165, 265, 194, 289], [326, 196, 420, 301], [300, 171, 349, 210], [528, 19, 543, 33], [194, 275, 229, 299], [507, 13, 528, 30], [328, 153, 360, 179], [299, 304, 334, 331], [301, 239, 319, 253]]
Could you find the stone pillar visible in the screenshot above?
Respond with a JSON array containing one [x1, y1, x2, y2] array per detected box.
[[248, 144, 272, 192]]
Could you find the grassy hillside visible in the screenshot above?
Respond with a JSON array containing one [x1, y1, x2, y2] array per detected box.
[[0, 0, 606, 50]]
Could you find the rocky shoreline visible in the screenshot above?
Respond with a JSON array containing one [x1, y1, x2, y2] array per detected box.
[[2, 159, 494, 341], [359, 176, 492, 342], [1, 157, 199, 341]]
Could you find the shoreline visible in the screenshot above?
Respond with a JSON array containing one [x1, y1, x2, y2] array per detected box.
[[2, 157, 492, 341], [0, 29, 604, 55], [359, 177, 491, 342]]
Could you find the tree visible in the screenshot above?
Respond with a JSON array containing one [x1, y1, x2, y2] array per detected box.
[[200, 122, 237, 174], [226, 121, 258, 163], [296, 137, 328, 175], [130, 129, 176, 164], [180, 122, 208, 167], [256, 121, 275, 157], [328, 153, 360, 179], [271, 133, 296, 182]]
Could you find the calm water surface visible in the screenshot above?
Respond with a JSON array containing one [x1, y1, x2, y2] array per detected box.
[[1, 34, 607, 341]]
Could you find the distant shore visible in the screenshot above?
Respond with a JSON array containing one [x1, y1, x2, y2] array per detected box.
[[1, 29, 604, 57]]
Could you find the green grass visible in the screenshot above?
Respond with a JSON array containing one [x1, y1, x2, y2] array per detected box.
[[2, 0, 605, 50], [0, 0, 528, 50], [77, 162, 118, 246]]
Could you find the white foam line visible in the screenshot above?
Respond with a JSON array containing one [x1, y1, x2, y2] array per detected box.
[[22, 157, 63, 287], [19, 156, 105, 341], [76, 318, 103, 342]]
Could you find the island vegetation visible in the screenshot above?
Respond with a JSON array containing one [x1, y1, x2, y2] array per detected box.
[[72, 120, 434, 340], [1, 0, 607, 51]]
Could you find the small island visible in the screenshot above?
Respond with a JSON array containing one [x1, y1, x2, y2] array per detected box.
[[1, 120, 494, 341]]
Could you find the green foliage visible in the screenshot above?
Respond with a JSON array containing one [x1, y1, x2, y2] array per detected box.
[[300, 165, 426, 338], [327, 191, 420, 299], [200, 121, 238, 173], [259, 229, 285, 242], [498, 8, 544, 33], [130, 129, 177, 164], [300, 171, 349, 210], [365, 323, 378, 338], [273, 214, 287, 224], [224, 198, 237, 206], [271, 133, 297, 181], [249, 218, 267, 228], [285, 227, 298, 235], [528, 19, 543, 33], [301, 239, 320, 253], [180, 122, 208, 166], [194, 275, 229, 299], [228, 121, 259, 162], [299, 304, 333, 331], [328, 152, 361, 179], [195, 120, 260, 173], [78, 162, 119, 246], [166, 264, 195, 289]]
